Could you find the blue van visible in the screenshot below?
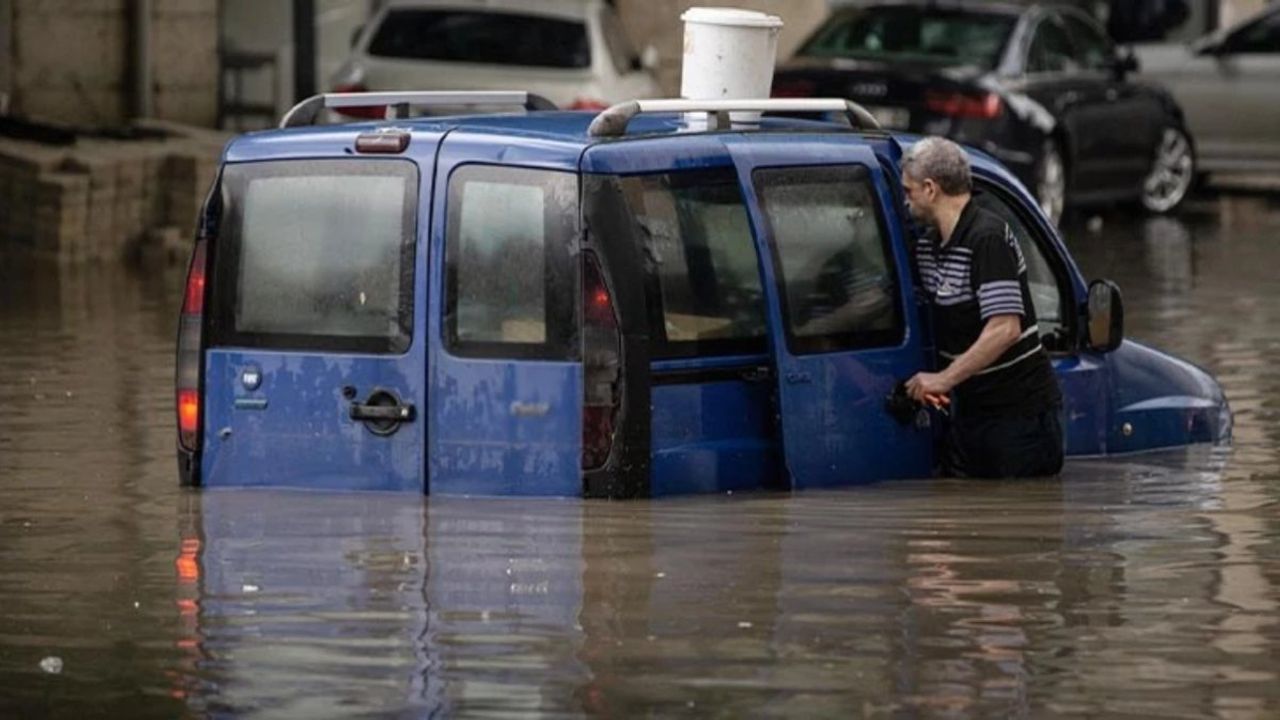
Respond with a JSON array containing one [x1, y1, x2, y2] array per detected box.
[[175, 92, 1231, 497]]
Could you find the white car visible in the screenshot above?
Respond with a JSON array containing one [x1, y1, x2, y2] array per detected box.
[[1136, 6, 1280, 175], [330, 0, 661, 116]]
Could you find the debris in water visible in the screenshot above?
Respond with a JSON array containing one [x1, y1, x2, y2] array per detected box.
[[242, 584, 260, 593], [39, 656, 63, 674], [737, 621, 753, 629], [1087, 216, 1104, 233]]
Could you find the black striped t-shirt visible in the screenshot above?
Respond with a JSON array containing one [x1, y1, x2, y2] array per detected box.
[[914, 200, 1060, 414]]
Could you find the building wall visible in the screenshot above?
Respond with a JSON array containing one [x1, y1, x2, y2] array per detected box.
[[3, 0, 216, 128]]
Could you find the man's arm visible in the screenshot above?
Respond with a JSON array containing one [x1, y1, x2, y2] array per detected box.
[[905, 314, 1021, 401]]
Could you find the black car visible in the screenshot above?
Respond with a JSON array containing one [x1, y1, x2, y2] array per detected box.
[[772, 2, 1196, 222]]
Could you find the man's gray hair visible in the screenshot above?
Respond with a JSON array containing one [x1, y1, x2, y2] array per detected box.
[[901, 137, 971, 196]]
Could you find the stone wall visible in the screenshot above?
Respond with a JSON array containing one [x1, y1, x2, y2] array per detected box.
[[3, 0, 217, 128], [615, 0, 830, 95], [0, 122, 226, 262]]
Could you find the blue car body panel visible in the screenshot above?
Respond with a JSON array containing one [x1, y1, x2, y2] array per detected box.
[[650, 357, 780, 497], [725, 135, 935, 486], [425, 132, 583, 497], [200, 128, 442, 492], [187, 111, 1231, 495], [1106, 340, 1231, 453]]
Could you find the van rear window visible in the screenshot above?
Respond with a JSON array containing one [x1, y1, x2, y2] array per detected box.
[[211, 160, 417, 354], [444, 166, 578, 360], [367, 10, 591, 69]]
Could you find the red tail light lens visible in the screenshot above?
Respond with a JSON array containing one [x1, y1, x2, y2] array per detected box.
[[925, 91, 1002, 119], [182, 241, 206, 315], [331, 83, 386, 119], [582, 252, 620, 470], [176, 239, 208, 451], [569, 97, 609, 111], [771, 79, 816, 98], [178, 389, 200, 439]]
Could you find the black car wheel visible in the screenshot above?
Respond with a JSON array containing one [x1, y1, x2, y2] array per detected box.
[[1035, 139, 1066, 226], [1141, 127, 1195, 214]]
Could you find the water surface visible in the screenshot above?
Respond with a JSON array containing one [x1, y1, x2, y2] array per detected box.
[[1, 194, 1278, 718]]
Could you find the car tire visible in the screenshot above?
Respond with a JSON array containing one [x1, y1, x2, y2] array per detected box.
[[1035, 139, 1066, 226], [1141, 126, 1195, 214]]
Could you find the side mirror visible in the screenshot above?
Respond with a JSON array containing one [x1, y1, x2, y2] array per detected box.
[[1086, 279, 1124, 353], [350, 24, 365, 49], [639, 44, 660, 72]]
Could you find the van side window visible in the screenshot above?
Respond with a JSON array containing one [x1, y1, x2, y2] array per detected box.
[[616, 169, 767, 358], [211, 159, 417, 354], [971, 186, 1072, 350], [753, 165, 903, 354], [445, 165, 578, 360]]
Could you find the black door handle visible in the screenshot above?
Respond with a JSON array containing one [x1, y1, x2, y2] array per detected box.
[[349, 404, 416, 422], [349, 389, 415, 436]]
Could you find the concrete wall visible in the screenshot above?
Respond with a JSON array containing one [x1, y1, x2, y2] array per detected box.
[[218, 0, 374, 129], [0, 0, 12, 112], [151, 0, 219, 126], [3, 0, 216, 127]]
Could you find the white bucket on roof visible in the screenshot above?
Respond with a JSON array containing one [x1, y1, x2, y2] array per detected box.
[[680, 7, 784, 123]]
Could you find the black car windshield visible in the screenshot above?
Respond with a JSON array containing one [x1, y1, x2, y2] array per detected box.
[[368, 10, 590, 69], [800, 7, 1016, 68]]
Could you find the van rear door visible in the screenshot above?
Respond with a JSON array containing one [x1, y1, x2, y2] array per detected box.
[[425, 136, 583, 496], [202, 156, 428, 491], [732, 138, 935, 487]]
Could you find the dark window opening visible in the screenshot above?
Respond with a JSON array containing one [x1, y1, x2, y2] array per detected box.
[[800, 7, 1016, 69], [367, 10, 591, 69], [611, 169, 767, 359]]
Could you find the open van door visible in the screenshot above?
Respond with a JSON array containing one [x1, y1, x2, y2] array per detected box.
[[731, 138, 935, 487], [201, 146, 435, 491]]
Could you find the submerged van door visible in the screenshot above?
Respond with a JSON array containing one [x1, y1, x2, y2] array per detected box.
[[202, 156, 428, 491], [733, 140, 935, 487], [426, 137, 583, 496]]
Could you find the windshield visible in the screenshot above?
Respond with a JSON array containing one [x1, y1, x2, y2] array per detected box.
[[799, 7, 1016, 69]]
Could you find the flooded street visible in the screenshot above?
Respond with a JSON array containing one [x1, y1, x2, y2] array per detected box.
[[2, 194, 1279, 718]]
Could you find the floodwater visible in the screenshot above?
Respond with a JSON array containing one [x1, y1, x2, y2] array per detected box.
[[1, 194, 1279, 719]]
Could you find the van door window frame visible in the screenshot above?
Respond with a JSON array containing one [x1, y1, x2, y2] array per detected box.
[[208, 158, 418, 355], [608, 167, 769, 361], [751, 163, 907, 355], [442, 163, 580, 361], [970, 176, 1078, 353]]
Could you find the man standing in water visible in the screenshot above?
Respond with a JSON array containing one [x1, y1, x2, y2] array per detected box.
[[901, 137, 1064, 478]]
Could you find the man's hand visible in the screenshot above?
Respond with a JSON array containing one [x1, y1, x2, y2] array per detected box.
[[906, 371, 954, 402]]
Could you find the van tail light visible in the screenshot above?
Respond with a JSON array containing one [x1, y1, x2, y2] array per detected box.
[[176, 238, 208, 452], [924, 90, 1002, 120], [331, 82, 387, 119], [569, 97, 609, 111], [582, 252, 621, 470]]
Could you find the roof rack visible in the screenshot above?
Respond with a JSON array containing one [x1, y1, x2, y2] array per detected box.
[[587, 98, 882, 138], [279, 91, 558, 129]]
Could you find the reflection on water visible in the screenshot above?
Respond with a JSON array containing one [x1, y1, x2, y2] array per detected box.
[[2, 195, 1280, 718]]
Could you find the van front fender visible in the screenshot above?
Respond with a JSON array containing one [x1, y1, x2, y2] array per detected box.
[[1107, 340, 1231, 454]]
